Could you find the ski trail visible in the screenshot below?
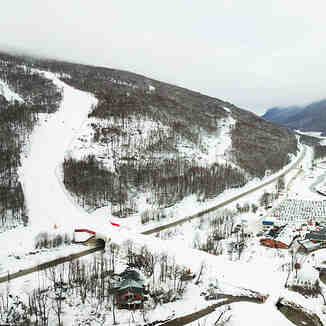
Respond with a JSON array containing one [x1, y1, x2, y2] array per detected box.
[[19, 71, 99, 232], [0, 78, 24, 103]]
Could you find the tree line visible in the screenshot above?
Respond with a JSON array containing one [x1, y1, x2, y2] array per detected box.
[[0, 101, 37, 230], [314, 145, 326, 161], [0, 54, 62, 231], [230, 119, 298, 177], [63, 153, 247, 217], [0, 240, 193, 325]]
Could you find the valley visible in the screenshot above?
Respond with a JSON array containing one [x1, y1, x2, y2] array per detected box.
[[0, 53, 325, 325]]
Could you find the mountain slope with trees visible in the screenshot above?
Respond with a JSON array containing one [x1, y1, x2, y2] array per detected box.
[[0, 52, 62, 231], [0, 51, 298, 224]]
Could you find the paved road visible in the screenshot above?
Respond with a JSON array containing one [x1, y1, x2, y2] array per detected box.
[[1, 147, 319, 326], [144, 146, 306, 235], [158, 294, 322, 326], [158, 295, 263, 326], [0, 147, 306, 284], [0, 246, 101, 284]]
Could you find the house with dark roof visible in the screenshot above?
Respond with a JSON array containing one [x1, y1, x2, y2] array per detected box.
[[260, 224, 296, 249], [113, 269, 147, 309], [305, 228, 326, 242]]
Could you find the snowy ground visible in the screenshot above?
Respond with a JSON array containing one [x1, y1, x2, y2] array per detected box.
[[1, 72, 326, 325], [0, 71, 102, 270], [0, 78, 24, 103]]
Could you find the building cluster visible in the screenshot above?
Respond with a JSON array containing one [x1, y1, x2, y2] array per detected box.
[[260, 225, 297, 249], [299, 227, 326, 252], [260, 199, 326, 250], [272, 199, 326, 224]]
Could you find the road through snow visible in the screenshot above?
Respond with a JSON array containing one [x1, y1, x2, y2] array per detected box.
[[0, 71, 315, 325]]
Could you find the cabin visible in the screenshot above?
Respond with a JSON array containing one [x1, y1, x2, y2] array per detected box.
[[114, 269, 147, 309], [260, 225, 296, 249]]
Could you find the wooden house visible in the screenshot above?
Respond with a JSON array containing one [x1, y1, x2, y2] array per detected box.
[[260, 225, 296, 249], [114, 269, 147, 309]]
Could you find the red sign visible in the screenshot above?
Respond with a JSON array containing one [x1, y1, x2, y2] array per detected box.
[[110, 220, 120, 227], [74, 228, 96, 235]]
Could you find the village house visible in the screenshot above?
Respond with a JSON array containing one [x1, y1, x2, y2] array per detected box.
[[260, 224, 297, 249], [112, 269, 147, 309]]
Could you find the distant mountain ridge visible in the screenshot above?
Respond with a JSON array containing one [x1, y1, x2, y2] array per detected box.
[[262, 106, 304, 124], [262, 99, 326, 135]]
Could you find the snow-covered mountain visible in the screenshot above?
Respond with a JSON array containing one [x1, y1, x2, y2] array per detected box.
[[0, 51, 298, 229], [1, 51, 326, 326], [263, 99, 326, 136], [262, 106, 304, 124]]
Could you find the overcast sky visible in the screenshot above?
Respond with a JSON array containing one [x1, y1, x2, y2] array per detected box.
[[1, 1, 326, 115]]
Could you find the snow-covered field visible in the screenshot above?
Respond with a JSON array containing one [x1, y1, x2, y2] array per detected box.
[[1, 72, 326, 325]]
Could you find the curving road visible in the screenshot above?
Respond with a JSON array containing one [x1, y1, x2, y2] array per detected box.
[[0, 146, 306, 284], [143, 146, 306, 235], [0, 71, 313, 325]]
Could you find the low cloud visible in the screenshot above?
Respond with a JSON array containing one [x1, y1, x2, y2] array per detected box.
[[1, 0, 326, 115]]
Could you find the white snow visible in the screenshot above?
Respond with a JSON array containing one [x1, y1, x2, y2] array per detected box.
[[18, 70, 101, 231], [0, 70, 105, 261], [0, 79, 24, 103], [2, 70, 326, 325], [197, 115, 236, 166], [228, 301, 294, 326], [148, 84, 155, 92], [69, 103, 237, 175]]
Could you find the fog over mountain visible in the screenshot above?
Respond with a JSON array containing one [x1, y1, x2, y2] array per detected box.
[[262, 106, 304, 124], [263, 99, 326, 135], [1, 0, 326, 115]]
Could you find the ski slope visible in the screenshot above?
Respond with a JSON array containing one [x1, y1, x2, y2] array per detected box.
[[0, 79, 24, 103], [19, 71, 101, 231]]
